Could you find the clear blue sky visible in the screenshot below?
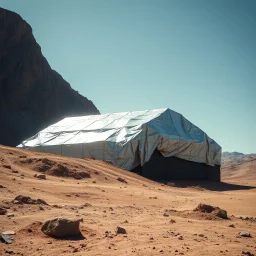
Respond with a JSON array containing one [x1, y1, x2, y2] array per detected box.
[[1, 0, 256, 153]]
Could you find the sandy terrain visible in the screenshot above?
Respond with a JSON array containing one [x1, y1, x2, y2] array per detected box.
[[1, 145, 256, 256]]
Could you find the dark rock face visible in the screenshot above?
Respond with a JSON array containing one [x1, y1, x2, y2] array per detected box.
[[194, 203, 228, 219], [41, 217, 83, 238], [0, 8, 99, 146]]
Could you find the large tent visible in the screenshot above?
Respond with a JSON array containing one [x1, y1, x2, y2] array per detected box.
[[18, 108, 222, 181]]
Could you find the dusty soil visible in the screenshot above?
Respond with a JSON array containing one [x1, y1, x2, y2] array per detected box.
[[0, 145, 256, 256]]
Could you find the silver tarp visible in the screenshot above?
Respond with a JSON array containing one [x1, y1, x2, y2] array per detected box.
[[17, 108, 221, 169]]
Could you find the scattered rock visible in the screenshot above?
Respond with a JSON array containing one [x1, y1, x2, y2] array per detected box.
[[3, 164, 11, 169], [11, 170, 18, 173], [163, 211, 169, 217], [228, 224, 235, 228], [0, 207, 7, 215], [36, 174, 46, 180], [27, 228, 32, 233], [194, 203, 228, 219], [116, 226, 127, 234], [5, 249, 13, 254], [73, 248, 79, 253], [117, 177, 127, 183], [7, 213, 14, 217], [237, 232, 252, 238], [170, 219, 176, 223], [0, 233, 14, 244], [41, 217, 83, 238], [13, 195, 47, 205], [242, 250, 254, 256]]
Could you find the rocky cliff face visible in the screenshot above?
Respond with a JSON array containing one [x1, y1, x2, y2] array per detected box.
[[0, 8, 100, 146]]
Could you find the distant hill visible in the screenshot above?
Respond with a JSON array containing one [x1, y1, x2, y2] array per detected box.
[[222, 152, 256, 168], [0, 8, 99, 147], [221, 151, 256, 181]]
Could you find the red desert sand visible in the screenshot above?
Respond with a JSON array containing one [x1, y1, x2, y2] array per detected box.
[[0, 145, 256, 255]]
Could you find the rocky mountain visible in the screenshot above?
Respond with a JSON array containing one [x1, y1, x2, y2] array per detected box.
[[0, 8, 99, 146], [222, 151, 256, 169]]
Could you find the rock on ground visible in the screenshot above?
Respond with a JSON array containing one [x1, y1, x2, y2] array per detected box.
[[194, 203, 228, 219], [41, 217, 83, 238], [0, 207, 7, 215], [13, 195, 47, 205], [238, 232, 252, 238], [116, 226, 127, 234]]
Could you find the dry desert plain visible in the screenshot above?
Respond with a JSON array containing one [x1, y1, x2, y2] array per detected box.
[[0, 145, 256, 256]]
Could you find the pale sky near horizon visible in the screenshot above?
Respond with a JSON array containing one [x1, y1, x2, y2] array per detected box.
[[1, 0, 256, 153]]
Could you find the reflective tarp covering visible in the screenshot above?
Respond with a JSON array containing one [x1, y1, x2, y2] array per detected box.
[[17, 108, 221, 169]]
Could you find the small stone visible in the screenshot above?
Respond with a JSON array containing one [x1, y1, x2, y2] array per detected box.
[[238, 232, 252, 238], [116, 226, 127, 234], [27, 228, 32, 233], [242, 250, 254, 256], [39, 206, 44, 210], [36, 174, 46, 180], [0, 207, 7, 215], [228, 224, 235, 228], [3, 165, 12, 169], [170, 219, 176, 223], [163, 211, 169, 217], [117, 177, 127, 183], [7, 213, 14, 217], [5, 249, 13, 254], [12, 170, 18, 173], [73, 248, 79, 253], [178, 236, 184, 240], [47, 241, 52, 244]]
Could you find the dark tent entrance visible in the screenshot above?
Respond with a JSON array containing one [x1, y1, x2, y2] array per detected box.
[[132, 151, 220, 182]]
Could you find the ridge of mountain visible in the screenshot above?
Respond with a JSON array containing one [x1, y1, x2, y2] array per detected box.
[[0, 7, 100, 146]]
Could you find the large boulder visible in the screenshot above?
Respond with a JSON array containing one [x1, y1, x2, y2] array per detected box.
[[41, 217, 83, 238], [0, 8, 99, 147], [194, 203, 228, 219]]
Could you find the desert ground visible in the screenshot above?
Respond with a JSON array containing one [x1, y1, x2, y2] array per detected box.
[[0, 145, 256, 256]]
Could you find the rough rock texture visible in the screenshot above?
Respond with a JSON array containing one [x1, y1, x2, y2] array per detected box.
[[0, 8, 99, 147], [0, 207, 7, 215], [41, 217, 83, 238], [194, 203, 228, 219], [116, 226, 127, 234], [13, 195, 47, 205]]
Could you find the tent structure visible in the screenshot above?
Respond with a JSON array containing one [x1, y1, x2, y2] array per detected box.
[[18, 108, 222, 181]]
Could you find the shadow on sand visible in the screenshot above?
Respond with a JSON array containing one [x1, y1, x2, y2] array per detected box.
[[164, 180, 256, 192], [56, 233, 85, 241]]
